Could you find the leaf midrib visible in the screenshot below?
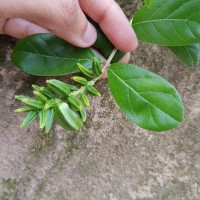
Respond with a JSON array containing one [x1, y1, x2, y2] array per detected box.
[[133, 18, 200, 26], [13, 51, 92, 61]]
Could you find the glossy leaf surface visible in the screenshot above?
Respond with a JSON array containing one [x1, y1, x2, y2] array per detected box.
[[168, 44, 199, 67], [107, 63, 184, 131], [11, 34, 100, 76], [132, 0, 200, 46]]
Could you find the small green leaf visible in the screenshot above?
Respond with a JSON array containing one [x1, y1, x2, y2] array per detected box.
[[132, 0, 200, 46], [11, 33, 100, 76], [107, 63, 184, 132], [168, 44, 199, 67]]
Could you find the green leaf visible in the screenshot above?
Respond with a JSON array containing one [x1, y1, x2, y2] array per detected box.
[[11, 33, 100, 76], [168, 44, 199, 67], [107, 63, 184, 132], [132, 0, 200, 46]]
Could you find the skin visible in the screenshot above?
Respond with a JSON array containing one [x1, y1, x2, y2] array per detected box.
[[0, 0, 138, 66]]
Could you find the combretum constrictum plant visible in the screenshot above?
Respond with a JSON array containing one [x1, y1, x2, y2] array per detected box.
[[12, 0, 200, 133]]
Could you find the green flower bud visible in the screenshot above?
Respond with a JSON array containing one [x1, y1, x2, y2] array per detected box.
[[47, 79, 71, 98], [67, 95, 83, 111], [20, 111, 38, 128], [77, 63, 95, 78], [55, 102, 83, 131], [86, 86, 101, 96], [72, 76, 88, 85], [81, 93, 90, 107], [92, 57, 102, 76]]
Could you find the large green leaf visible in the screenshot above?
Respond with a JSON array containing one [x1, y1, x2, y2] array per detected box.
[[132, 0, 200, 46], [168, 44, 199, 67], [107, 63, 184, 132], [11, 33, 100, 76]]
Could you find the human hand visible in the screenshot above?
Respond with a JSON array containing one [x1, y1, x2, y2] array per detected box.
[[0, 0, 137, 52]]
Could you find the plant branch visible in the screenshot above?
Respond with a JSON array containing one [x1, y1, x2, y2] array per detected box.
[[102, 48, 118, 73], [71, 48, 118, 97]]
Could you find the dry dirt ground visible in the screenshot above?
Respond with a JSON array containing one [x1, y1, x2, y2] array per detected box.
[[0, 1, 200, 200]]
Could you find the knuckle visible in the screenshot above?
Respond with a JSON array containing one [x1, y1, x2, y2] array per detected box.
[[59, 0, 80, 27], [0, 19, 6, 34]]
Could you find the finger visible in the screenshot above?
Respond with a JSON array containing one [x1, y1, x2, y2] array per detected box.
[[0, 19, 6, 34], [3, 18, 49, 38], [5, 0, 97, 47], [79, 0, 138, 52]]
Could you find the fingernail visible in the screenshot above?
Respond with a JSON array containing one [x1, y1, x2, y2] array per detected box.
[[81, 22, 97, 46]]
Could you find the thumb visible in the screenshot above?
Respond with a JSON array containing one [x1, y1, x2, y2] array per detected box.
[[2, 0, 97, 47]]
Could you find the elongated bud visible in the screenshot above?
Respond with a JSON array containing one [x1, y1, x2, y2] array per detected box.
[[54, 112, 75, 131], [39, 109, 48, 129], [20, 111, 38, 128], [33, 91, 48, 102], [77, 63, 95, 78], [15, 95, 29, 101], [86, 86, 101, 96], [72, 76, 88, 85], [32, 84, 40, 91], [15, 107, 32, 113], [64, 83, 79, 91], [15, 95, 44, 110], [32, 85, 55, 99], [80, 107, 87, 122], [44, 98, 61, 110], [92, 58, 102, 76], [67, 95, 83, 111], [39, 87, 55, 99], [45, 108, 55, 133], [46, 79, 70, 98], [55, 102, 83, 131], [81, 93, 90, 107]]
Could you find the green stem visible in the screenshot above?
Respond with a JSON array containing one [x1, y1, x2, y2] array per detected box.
[[102, 48, 118, 73], [70, 85, 86, 96], [71, 48, 118, 97]]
